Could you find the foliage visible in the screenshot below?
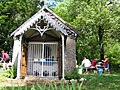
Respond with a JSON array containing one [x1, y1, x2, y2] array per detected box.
[[65, 68, 80, 80], [72, 0, 120, 62], [0, 0, 120, 69], [5, 65, 17, 78], [0, 66, 17, 81], [53, 0, 120, 65], [53, 0, 73, 22], [1, 80, 82, 90], [0, 74, 120, 90], [106, 43, 120, 65], [0, 69, 8, 82], [0, 0, 40, 52], [82, 74, 120, 90]]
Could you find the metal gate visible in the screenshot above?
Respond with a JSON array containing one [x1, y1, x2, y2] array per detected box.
[[27, 42, 58, 77]]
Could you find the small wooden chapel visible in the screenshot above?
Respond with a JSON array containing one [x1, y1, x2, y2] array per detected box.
[[11, 1, 79, 79]]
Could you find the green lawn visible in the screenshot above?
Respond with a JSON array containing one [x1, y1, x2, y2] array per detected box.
[[0, 69, 8, 82], [81, 74, 120, 90], [0, 68, 120, 90]]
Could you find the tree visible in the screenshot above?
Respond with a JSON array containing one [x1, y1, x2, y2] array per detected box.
[[53, 0, 120, 64], [0, 0, 40, 52]]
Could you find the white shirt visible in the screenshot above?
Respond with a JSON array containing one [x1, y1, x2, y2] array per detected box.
[[82, 59, 91, 67]]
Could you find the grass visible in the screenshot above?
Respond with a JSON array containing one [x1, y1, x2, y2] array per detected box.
[[0, 74, 120, 90], [0, 68, 120, 90], [0, 81, 82, 90], [81, 74, 120, 90], [0, 69, 8, 82]]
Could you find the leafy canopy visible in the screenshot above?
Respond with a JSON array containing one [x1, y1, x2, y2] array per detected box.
[[54, 0, 120, 65]]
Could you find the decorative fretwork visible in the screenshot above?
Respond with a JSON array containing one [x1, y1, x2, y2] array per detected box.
[[35, 16, 49, 36], [12, 7, 78, 37]]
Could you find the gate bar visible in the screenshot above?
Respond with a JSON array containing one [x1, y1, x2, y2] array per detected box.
[[61, 34, 65, 79]]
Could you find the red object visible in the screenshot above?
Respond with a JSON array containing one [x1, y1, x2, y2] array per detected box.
[[92, 60, 97, 66], [104, 56, 108, 66], [104, 59, 108, 66], [2, 53, 9, 60], [4, 54, 6, 58]]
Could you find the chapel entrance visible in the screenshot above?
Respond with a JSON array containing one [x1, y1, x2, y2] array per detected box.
[[27, 42, 58, 77]]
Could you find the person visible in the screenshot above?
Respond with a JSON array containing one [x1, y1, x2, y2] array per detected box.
[[81, 57, 91, 74], [91, 58, 98, 67], [102, 55, 109, 71], [1, 50, 10, 63], [91, 58, 100, 73]]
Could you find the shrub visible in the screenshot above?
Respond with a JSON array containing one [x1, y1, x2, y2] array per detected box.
[[65, 68, 80, 80], [5, 65, 17, 78]]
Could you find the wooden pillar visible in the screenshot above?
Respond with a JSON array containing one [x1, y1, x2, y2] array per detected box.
[[21, 41, 28, 78]]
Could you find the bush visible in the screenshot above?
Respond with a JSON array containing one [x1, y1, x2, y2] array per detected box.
[[5, 65, 17, 78], [105, 43, 120, 73], [65, 68, 80, 80], [108, 43, 120, 65]]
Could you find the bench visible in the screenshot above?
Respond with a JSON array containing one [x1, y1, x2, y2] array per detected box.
[[82, 66, 105, 74]]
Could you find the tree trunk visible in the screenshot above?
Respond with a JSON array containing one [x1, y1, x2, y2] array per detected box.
[[98, 25, 104, 60]]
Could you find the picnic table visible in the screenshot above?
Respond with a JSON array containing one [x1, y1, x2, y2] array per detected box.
[[82, 65, 105, 74]]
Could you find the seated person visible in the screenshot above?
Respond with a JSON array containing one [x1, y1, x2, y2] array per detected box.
[[91, 58, 99, 69], [81, 57, 91, 73], [91, 58, 98, 67]]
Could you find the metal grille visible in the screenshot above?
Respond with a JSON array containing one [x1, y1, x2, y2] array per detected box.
[[27, 42, 58, 77]]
